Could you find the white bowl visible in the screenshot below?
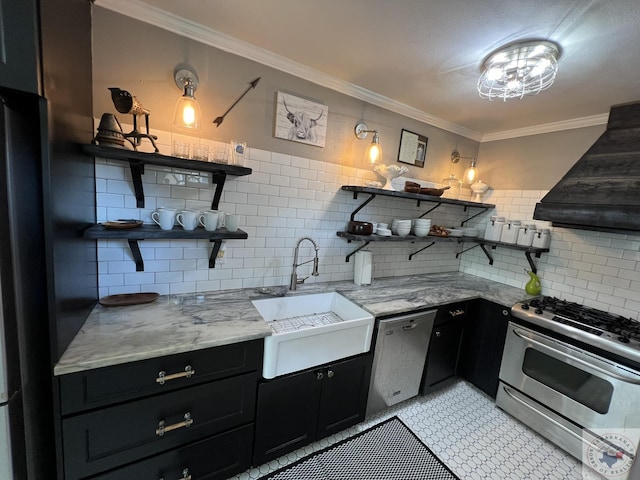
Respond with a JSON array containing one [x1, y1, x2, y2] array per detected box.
[[414, 228, 429, 237], [376, 228, 392, 236], [396, 228, 411, 237]]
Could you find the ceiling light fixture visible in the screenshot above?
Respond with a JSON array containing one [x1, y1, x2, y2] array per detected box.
[[354, 122, 383, 166], [477, 40, 561, 101], [173, 67, 202, 130]]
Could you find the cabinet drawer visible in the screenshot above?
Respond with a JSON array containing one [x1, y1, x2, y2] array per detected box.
[[62, 372, 257, 480], [60, 339, 261, 414], [92, 424, 253, 480]]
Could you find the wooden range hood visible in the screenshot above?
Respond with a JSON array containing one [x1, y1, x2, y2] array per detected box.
[[534, 101, 640, 233]]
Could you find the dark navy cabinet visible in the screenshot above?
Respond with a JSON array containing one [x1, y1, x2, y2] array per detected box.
[[253, 353, 373, 466]]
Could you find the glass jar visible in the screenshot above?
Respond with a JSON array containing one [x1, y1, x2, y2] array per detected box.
[[441, 174, 462, 199]]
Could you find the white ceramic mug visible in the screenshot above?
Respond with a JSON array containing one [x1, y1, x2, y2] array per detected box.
[[199, 210, 220, 231], [225, 214, 239, 232], [151, 207, 177, 230], [176, 209, 199, 231]]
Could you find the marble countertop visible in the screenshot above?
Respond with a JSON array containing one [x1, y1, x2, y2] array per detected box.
[[54, 272, 532, 376]]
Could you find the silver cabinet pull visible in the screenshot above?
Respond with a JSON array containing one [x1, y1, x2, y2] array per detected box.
[[502, 309, 510, 316], [316, 372, 324, 380], [156, 365, 195, 385], [449, 308, 465, 317], [156, 412, 193, 436], [158, 469, 192, 480], [327, 370, 334, 378], [435, 330, 442, 337]]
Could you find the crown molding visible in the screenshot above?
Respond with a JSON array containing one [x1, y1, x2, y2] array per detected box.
[[94, 0, 609, 144], [94, 0, 483, 141], [480, 113, 609, 142]]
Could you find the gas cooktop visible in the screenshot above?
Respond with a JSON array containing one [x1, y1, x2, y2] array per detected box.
[[511, 296, 640, 365]]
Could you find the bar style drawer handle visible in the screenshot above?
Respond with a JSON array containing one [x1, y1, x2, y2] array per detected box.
[[156, 365, 195, 385], [449, 309, 465, 317], [159, 469, 192, 480], [156, 412, 193, 437]]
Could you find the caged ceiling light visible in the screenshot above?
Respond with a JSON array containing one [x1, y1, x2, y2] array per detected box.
[[477, 40, 561, 101]]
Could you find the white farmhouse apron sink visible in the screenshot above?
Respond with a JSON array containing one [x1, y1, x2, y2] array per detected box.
[[251, 292, 374, 379]]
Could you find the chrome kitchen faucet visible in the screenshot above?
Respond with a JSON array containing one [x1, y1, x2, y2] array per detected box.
[[289, 237, 320, 290]]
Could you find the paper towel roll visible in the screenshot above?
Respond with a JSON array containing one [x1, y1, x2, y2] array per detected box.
[[354, 250, 372, 285]]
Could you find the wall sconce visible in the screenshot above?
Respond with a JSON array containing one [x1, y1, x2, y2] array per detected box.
[[354, 122, 382, 166], [173, 67, 202, 131], [451, 149, 477, 185]]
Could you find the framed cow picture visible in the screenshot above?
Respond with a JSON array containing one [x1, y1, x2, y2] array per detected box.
[[274, 92, 328, 147]]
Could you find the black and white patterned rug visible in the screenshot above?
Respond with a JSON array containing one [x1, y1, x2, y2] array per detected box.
[[258, 416, 460, 480]]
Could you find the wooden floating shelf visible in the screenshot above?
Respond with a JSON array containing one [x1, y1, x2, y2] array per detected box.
[[84, 224, 248, 271], [83, 144, 251, 210]]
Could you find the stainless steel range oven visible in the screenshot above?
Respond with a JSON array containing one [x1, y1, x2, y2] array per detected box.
[[497, 297, 640, 478]]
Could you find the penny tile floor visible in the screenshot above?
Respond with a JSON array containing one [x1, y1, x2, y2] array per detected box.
[[231, 380, 587, 479]]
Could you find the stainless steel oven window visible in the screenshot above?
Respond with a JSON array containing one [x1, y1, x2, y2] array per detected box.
[[522, 348, 614, 414]]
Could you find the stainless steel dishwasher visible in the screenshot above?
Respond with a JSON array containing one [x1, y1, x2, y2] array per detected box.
[[366, 309, 437, 415]]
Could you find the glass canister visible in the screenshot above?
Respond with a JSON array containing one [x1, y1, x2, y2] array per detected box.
[[516, 224, 537, 246], [484, 216, 505, 241], [532, 228, 551, 248], [441, 174, 462, 199], [500, 219, 521, 244]]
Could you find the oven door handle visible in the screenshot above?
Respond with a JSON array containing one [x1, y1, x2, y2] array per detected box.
[[512, 327, 640, 385]]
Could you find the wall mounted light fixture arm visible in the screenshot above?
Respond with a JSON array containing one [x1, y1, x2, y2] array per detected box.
[[173, 66, 202, 130], [451, 149, 477, 185], [355, 122, 383, 166]]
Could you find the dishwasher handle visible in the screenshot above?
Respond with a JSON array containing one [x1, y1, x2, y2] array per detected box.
[[402, 323, 418, 331]]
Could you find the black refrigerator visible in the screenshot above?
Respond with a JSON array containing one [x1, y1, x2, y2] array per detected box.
[[0, 88, 54, 477], [0, 0, 96, 478]]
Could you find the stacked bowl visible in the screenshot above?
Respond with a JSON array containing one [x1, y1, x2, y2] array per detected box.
[[414, 218, 432, 237], [395, 219, 412, 237]]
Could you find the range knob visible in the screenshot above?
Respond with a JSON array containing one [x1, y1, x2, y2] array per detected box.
[[521, 304, 530, 310], [535, 308, 544, 315], [618, 336, 631, 344]]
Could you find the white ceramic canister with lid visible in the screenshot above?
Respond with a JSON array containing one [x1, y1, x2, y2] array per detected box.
[[516, 224, 537, 246], [532, 228, 551, 248], [500, 219, 521, 244], [484, 216, 505, 241]]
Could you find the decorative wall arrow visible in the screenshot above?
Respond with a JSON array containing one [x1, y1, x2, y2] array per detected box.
[[213, 77, 261, 127]]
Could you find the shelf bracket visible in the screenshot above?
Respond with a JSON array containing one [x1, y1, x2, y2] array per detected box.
[[525, 251, 542, 274], [408, 242, 436, 260], [345, 241, 371, 262], [129, 162, 145, 208], [127, 240, 144, 271], [419, 203, 441, 218], [209, 240, 222, 268], [211, 173, 227, 210], [349, 194, 377, 221], [456, 242, 494, 265], [460, 207, 489, 226]]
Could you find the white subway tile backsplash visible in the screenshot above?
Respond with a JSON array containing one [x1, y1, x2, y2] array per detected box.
[[93, 141, 640, 320]]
